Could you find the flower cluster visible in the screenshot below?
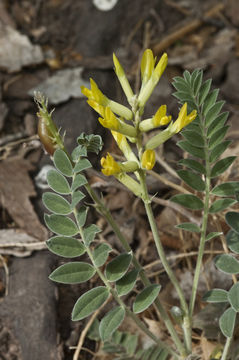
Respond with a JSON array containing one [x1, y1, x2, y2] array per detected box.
[[81, 49, 197, 196]]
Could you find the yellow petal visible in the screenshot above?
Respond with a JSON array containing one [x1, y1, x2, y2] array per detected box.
[[101, 153, 121, 176], [141, 149, 156, 170]]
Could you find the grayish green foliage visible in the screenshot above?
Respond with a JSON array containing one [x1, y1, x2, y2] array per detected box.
[[106, 253, 132, 282], [202, 289, 228, 303], [99, 306, 125, 341], [219, 307, 236, 338], [46, 236, 86, 258], [214, 254, 239, 274], [47, 169, 71, 194], [93, 243, 112, 267], [53, 149, 73, 176], [170, 194, 204, 210], [116, 269, 139, 296], [133, 284, 161, 314], [175, 222, 201, 233], [49, 262, 96, 284]]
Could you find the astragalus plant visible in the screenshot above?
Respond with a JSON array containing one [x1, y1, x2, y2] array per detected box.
[[35, 49, 239, 360]]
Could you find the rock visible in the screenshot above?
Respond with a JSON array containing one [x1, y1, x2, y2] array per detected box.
[[225, 0, 239, 27], [0, 251, 62, 360], [0, 21, 43, 73], [29, 68, 90, 105]]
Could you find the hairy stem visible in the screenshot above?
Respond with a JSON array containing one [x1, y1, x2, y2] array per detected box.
[[221, 337, 233, 360]]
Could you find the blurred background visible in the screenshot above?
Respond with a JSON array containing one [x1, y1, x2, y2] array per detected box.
[[0, 0, 238, 359]]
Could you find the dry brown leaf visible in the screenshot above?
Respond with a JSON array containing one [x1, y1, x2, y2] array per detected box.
[[201, 337, 219, 360], [0, 157, 47, 240]]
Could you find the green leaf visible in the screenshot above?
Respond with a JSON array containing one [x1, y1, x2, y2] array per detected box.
[[44, 214, 78, 236], [77, 133, 103, 154], [226, 230, 239, 254], [198, 78, 212, 106], [202, 289, 228, 303], [219, 307, 236, 338], [46, 236, 86, 258], [193, 70, 203, 96], [71, 173, 88, 191], [209, 198, 236, 214], [210, 157, 236, 178], [209, 140, 232, 163], [172, 80, 189, 93], [211, 182, 239, 197], [170, 194, 204, 210], [175, 222, 201, 233], [225, 212, 239, 234], [53, 149, 73, 177], [83, 224, 101, 246], [173, 91, 193, 103], [208, 126, 230, 151], [49, 261, 95, 284], [92, 243, 112, 267], [77, 206, 89, 227], [179, 159, 206, 175], [116, 269, 139, 296], [203, 89, 219, 115], [105, 253, 132, 282], [228, 283, 239, 312], [182, 130, 204, 148], [72, 287, 109, 321], [133, 284, 161, 314], [205, 232, 223, 242], [74, 158, 92, 173], [47, 169, 71, 194], [214, 254, 239, 274], [43, 192, 72, 215], [205, 101, 225, 127], [177, 170, 205, 191], [207, 112, 229, 138], [71, 190, 85, 208], [99, 307, 125, 341], [177, 140, 205, 159], [183, 70, 191, 85], [71, 145, 87, 161]]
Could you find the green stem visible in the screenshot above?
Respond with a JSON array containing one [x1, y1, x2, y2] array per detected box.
[[74, 207, 179, 359], [85, 183, 186, 357], [221, 337, 233, 360]]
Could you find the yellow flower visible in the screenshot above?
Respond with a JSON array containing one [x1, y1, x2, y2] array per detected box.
[[152, 105, 171, 127], [141, 149, 156, 170], [141, 49, 155, 85], [98, 107, 119, 130], [171, 103, 197, 134], [113, 53, 134, 102], [87, 100, 105, 116], [101, 153, 121, 176], [138, 52, 168, 108], [81, 78, 107, 105]]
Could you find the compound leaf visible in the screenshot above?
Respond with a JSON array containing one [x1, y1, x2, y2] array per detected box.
[[210, 157, 236, 178], [177, 169, 205, 191], [44, 214, 78, 236], [49, 261, 95, 284], [46, 236, 86, 258], [203, 289, 228, 303], [219, 307, 236, 338], [43, 192, 71, 215], [99, 307, 125, 341], [53, 149, 73, 177], [133, 284, 161, 314], [106, 253, 132, 282], [211, 182, 239, 197], [209, 198, 236, 214], [47, 169, 71, 194], [170, 194, 204, 210], [93, 243, 112, 267], [116, 269, 139, 296], [214, 254, 239, 274], [225, 212, 239, 234]]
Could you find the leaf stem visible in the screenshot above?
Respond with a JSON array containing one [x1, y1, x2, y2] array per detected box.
[[221, 337, 233, 360]]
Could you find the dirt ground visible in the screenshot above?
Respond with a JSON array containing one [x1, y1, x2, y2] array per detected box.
[[0, 0, 239, 359]]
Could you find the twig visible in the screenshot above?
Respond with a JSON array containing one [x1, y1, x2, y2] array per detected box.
[[149, 169, 190, 194], [155, 152, 179, 179], [0, 255, 9, 296], [152, 3, 225, 54]]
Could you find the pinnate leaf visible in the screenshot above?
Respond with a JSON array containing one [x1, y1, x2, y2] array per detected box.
[[43, 192, 72, 215], [77, 206, 89, 227], [175, 222, 201, 233], [214, 254, 239, 274], [226, 230, 239, 254], [198, 78, 212, 105], [72, 287, 109, 321], [207, 112, 229, 138], [106, 253, 132, 282], [93, 243, 112, 267], [177, 170, 205, 191], [228, 283, 239, 312], [116, 269, 139, 296], [179, 159, 206, 175], [47, 169, 71, 194], [74, 158, 92, 173], [205, 100, 225, 127], [170, 194, 204, 210], [203, 289, 228, 303], [208, 126, 229, 150], [209, 198, 236, 214], [203, 89, 219, 115], [83, 224, 101, 246], [219, 307, 236, 338], [49, 261, 95, 284], [225, 211, 239, 234], [53, 149, 73, 177], [46, 236, 86, 258], [211, 182, 239, 197], [209, 140, 232, 163], [182, 130, 204, 148], [210, 156, 236, 178], [205, 232, 223, 242], [133, 284, 161, 314], [44, 214, 78, 236], [71, 173, 87, 191], [71, 190, 85, 208], [177, 140, 205, 160], [99, 307, 125, 341]]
